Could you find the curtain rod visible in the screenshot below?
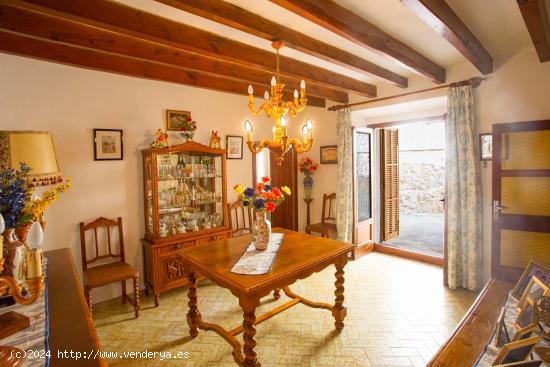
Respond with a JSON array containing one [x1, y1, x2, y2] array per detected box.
[[327, 76, 487, 111]]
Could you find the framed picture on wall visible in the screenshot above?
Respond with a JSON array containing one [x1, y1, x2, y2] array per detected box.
[[479, 133, 492, 161], [93, 129, 123, 161], [320, 145, 338, 164], [226, 135, 243, 159], [166, 109, 192, 131]]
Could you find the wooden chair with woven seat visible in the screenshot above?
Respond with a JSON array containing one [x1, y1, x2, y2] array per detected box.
[[79, 217, 139, 318], [305, 193, 337, 239], [227, 200, 252, 237]]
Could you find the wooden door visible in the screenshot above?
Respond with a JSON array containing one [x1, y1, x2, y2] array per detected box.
[[381, 129, 399, 241], [270, 148, 298, 230], [492, 120, 550, 283], [353, 128, 374, 245]]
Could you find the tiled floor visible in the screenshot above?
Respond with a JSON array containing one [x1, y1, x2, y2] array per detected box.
[[93, 252, 477, 366]]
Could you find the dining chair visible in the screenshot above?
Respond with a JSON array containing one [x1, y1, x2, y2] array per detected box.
[[305, 193, 338, 239], [79, 217, 139, 318], [227, 200, 252, 237]]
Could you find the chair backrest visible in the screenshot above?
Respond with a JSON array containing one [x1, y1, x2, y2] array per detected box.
[[79, 217, 125, 271], [322, 193, 336, 224], [227, 200, 252, 237]]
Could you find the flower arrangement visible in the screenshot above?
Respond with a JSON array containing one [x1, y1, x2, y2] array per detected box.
[[0, 163, 71, 231], [234, 177, 291, 213], [0, 163, 30, 229], [179, 116, 197, 141], [298, 157, 319, 176]]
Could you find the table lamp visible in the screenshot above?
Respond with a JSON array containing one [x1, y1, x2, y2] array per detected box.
[[0, 131, 61, 187]]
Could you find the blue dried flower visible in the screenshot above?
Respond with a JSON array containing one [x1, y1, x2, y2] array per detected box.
[[263, 185, 272, 192], [0, 163, 31, 228], [242, 200, 250, 207], [254, 198, 265, 210], [243, 187, 255, 198]]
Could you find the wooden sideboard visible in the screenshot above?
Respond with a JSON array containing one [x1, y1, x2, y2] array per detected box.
[[46, 248, 106, 367], [427, 278, 513, 367]]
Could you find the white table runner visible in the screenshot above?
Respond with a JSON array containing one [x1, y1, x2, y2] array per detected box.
[[230, 233, 284, 275]]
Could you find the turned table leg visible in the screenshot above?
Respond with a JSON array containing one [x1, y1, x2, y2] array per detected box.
[[186, 271, 201, 338], [332, 259, 347, 331], [240, 298, 260, 367]]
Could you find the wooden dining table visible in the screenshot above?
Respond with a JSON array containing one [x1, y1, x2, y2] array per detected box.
[[176, 228, 355, 367]]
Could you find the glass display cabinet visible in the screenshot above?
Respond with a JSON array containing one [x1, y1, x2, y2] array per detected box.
[[141, 141, 231, 306]]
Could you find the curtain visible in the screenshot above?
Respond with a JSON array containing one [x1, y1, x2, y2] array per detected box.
[[446, 85, 482, 291], [336, 108, 353, 243]]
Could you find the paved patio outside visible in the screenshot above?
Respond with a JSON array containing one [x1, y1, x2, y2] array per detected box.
[[383, 213, 444, 258]]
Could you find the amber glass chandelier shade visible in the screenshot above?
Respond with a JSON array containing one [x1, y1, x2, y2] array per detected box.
[[0, 131, 61, 186]]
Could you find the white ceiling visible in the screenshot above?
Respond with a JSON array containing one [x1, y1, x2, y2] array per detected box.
[[117, 0, 533, 87]]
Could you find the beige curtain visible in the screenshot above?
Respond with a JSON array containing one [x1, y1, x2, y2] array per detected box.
[[336, 108, 353, 243], [446, 85, 482, 291]]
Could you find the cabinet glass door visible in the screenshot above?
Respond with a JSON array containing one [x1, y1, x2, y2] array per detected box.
[[156, 152, 224, 237]]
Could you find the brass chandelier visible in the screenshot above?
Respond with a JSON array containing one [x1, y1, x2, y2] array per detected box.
[[244, 41, 313, 165]]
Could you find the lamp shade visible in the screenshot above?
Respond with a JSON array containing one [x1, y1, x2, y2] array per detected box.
[[0, 131, 61, 186]]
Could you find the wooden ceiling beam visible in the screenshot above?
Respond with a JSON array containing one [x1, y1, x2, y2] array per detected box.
[[269, 0, 446, 83], [400, 0, 493, 74], [0, 1, 347, 103], [19, 0, 376, 97], [155, 0, 407, 88], [517, 0, 550, 63], [0, 30, 326, 108]]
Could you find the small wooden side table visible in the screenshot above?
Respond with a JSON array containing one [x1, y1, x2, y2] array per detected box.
[[303, 198, 313, 226]]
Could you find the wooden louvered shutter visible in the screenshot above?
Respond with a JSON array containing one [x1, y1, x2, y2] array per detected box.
[[381, 129, 399, 240]]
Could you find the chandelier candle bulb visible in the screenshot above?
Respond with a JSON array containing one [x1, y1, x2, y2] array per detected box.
[[300, 80, 306, 89], [248, 85, 253, 95], [294, 89, 299, 99], [244, 120, 253, 142], [271, 76, 277, 86], [264, 91, 269, 100]]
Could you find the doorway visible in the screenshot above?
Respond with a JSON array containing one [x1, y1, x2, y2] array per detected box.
[[377, 117, 446, 262], [252, 148, 298, 230]]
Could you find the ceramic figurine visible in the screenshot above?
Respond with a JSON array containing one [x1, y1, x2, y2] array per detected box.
[[209, 130, 221, 149], [150, 129, 169, 148], [177, 223, 187, 234], [160, 222, 169, 237]]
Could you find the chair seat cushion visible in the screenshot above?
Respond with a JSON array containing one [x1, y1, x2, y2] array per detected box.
[[306, 222, 337, 234], [84, 261, 138, 288]]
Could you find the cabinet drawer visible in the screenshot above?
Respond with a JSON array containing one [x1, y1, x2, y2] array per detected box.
[[158, 241, 194, 255], [195, 233, 230, 247]]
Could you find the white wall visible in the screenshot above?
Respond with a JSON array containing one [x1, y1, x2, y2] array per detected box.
[[358, 45, 550, 283], [0, 54, 338, 302]]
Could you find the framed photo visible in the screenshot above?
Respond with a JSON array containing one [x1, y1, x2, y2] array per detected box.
[[518, 276, 549, 310], [320, 145, 338, 164], [494, 361, 542, 367], [515, 301, 535, 331], [166, 109, 191, 131], [479, 133, 492, 161], [493, 336, 541, 365], [226, 135, 243, 159], [495, 308, 510, 347], [93, 129, 123, 161], [511, 323, 537, 342], [512, 261, 550, 299]]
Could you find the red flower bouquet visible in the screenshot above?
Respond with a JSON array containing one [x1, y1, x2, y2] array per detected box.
[[298, 157, 319, 176]]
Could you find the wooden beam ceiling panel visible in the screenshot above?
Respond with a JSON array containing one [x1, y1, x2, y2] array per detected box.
[[400, 0, 493, 74], [0, 1, 347, 103], [517, 0, 550, 63], [155, 0, 408, 88], [0, 30, 326, 107], [19, 0, 376, 97], [269, 0, 446, 83]]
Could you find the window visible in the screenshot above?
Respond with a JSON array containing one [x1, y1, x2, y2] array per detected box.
[[356, 131, 371, 221]]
